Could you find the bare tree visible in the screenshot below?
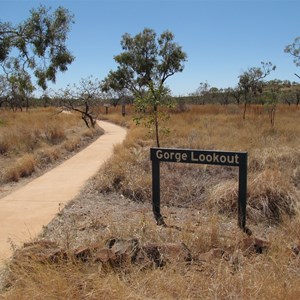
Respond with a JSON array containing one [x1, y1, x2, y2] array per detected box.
[[58, 77, 102, 128]]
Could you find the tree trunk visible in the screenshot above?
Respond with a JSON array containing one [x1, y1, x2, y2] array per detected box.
[[154, 105, 160, 148], [243, 101, 247, 120], [243, 92, 249, 120]]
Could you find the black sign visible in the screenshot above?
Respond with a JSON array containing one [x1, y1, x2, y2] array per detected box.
[[151, 147, 248, 230]]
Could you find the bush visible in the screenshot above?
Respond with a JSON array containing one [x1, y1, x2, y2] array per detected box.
[[208, 169, 298, 223], [4, 154, 36, 182]]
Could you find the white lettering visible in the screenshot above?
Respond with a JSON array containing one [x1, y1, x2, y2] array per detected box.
[[213, 153, 219, 162], [220, 155, 227, 163], [227, 155, 234, 164], [235, 154, 239, 164], [156, 149, 240, 165], [156, 150, 163, 160], [191, 152, 198, 162], [199, 154, 206, 162], [206, 154, 212, 162]]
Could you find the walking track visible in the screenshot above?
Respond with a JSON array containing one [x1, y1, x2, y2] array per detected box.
[[0, 121, 127, 264]]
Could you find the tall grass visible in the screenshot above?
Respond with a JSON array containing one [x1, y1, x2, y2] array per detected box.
[[1, 104, 300, 299], [0, 108, 101, 184], [96, 104, 300, 222]]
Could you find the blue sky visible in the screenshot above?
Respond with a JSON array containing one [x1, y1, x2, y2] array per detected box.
[[1, 0, 300, 96]]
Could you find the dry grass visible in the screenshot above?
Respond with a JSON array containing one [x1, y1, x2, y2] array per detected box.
[[0, 108, 102, 185], [4, 154, 36, 182], [2, 197, 300, 299], [96, 104, 300, 221], [1, 104, 300, 299], [208, 169, 299, 223]]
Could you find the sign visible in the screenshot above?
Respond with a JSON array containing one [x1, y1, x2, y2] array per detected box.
[[151, 147, 248, 230]]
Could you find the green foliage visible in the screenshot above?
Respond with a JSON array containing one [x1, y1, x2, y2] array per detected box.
[[102, 28, 187, 147], [238, 62, 276, 119], [133, 84, 174, 140], [0, 5, 74, 91], [285, 37, 300, 67]]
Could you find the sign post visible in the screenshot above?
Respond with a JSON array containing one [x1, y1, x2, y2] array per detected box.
[[150, 148, 248, 230]]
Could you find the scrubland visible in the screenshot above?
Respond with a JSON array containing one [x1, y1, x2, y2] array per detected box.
[[1, 104, 300, 299], [0, 108, 102, 192]]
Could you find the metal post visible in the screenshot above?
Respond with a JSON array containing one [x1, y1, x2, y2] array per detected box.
[[238, 153, 247, 230], [152, 160, 165, 225]]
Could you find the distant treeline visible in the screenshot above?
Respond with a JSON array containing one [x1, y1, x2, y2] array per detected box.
[[1, 80, 299, 111], [174, 80, 300, 106]]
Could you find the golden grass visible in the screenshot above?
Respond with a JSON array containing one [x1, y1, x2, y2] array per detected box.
[[1, 104, 300, 299], [4, 154, 36, 182], [96, 104, 300, 221], [2, 213, 300, 300], [0, 108, 102, 184]]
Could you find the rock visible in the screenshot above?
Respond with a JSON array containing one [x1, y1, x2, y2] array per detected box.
[[291, 243, 300, 257], [74, 246, 92, 262], [239, 237, 270, 256], [13, 240, 67, 263], [137, 243, 164, 268], [104, 238, 191, 268], [138, 242, 192, 268], [197, 248, 228, 262], [94, 248, 116, 264], [11, 238, 191, 270], [106, 238, 140, 266]]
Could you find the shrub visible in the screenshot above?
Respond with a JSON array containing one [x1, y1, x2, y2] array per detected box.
[[208, 169, 298, 223], [4, 154, 36, 182]]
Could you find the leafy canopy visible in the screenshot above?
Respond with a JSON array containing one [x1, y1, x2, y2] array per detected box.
[[285, 37, 300, 67], [102, 28, 187, 98], [238, 62, 276, 95], [0, 5, 74, 90], [102, 28, 187, 147]]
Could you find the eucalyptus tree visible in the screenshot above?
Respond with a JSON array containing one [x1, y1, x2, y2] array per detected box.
[[189, 81, 212, 105], [1, 61, 35, 110], [0, 4, 74, 101], [229, 86, 243, 105], [238, 62, 276, 119], [285, 37, 300, 68], [102, 28, 187, 147], [58, 77, 102, 128], [263, 82, 282, 127]]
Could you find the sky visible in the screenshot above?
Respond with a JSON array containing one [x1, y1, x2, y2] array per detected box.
[[1, 0, 300, 96]]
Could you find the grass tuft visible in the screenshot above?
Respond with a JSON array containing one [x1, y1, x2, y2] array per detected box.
[[0, 108, 102, 186], [1, 104, 300, 299], [208, 169, 298, 223], [4, 154, 36, 182]]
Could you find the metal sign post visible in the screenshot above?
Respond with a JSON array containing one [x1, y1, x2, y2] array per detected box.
[[150, 147, 248, 230]]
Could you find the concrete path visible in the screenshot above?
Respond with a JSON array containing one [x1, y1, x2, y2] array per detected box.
[[0, 121, 127, 264]]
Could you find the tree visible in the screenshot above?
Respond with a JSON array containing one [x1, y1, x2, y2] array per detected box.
[[0, 5, 74, 94], [1, 63, 35, 111], [190, 81, 211, 105], [263, 83, 281, 127], [58, 77, 102, 128], [102, 28, 187, 147], [219, 88, 232, 105], [238, 62, 276, 119], [285, 37, 300, 67], [229, 86, 243, 105]]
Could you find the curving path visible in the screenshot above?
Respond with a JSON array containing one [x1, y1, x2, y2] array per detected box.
[[0, 120, 127, 264]]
